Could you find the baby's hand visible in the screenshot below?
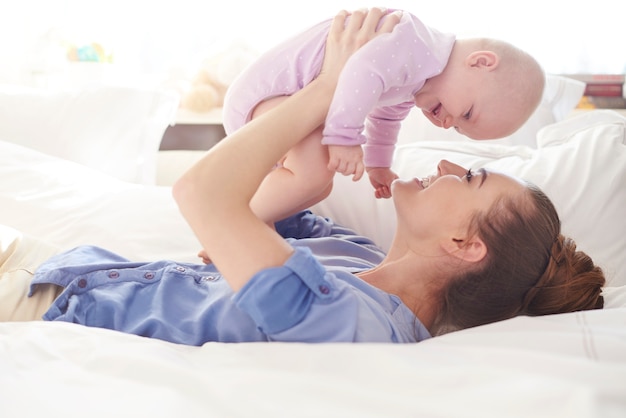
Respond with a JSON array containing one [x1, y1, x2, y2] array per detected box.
[[197, 249, 212, 265], [327, 145, 364, 181], [366, 167, 399, 199]]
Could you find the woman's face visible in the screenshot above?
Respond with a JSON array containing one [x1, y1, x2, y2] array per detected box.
[[391, 160, 526, 244]]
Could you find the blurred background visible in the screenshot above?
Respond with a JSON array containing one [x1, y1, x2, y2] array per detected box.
[[1, 0, 623, 89]]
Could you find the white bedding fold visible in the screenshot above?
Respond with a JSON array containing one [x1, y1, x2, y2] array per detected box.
[[1, 309, 625, 418]]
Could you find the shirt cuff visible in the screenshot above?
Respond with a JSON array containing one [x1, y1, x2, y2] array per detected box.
[[233, 247, 334, 334]]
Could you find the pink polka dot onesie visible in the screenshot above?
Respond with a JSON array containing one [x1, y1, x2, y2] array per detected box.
[[223, 12, 455, 168]]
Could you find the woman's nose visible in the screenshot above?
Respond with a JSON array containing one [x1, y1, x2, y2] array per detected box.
[[437, 160, 467, 177]]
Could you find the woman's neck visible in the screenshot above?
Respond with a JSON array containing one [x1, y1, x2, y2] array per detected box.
[[356, 255, 440, 330]]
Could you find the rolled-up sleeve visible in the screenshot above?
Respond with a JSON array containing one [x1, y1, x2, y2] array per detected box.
[[233, 247, 396, 343]]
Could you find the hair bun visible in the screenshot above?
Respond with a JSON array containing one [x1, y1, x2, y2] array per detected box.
[[522, 234, 605, 315]]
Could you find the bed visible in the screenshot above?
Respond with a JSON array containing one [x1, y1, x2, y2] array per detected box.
[[1, 76, 625, 418]]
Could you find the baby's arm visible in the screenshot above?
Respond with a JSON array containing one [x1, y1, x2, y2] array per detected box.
[[366, 167, 399, 199]]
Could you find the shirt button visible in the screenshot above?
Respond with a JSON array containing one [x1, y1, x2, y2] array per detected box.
[[78, 278, 87, 288], [108, 271, 120, 279], [175, 266, 186, 272], [144, 272, 155, 280], [319, 284, 330, 295]]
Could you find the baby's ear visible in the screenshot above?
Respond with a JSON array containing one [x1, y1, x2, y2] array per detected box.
[[466, 51, 499, 71]]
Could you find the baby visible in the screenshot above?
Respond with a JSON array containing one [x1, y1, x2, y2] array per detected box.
[[222, 8, 544, 201], [197, 8, 545, 264]]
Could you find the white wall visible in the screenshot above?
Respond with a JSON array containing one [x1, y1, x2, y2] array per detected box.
[[1, 0, 624, 87]]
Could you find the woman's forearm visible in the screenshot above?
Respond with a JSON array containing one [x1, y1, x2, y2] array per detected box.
[[172, 77, 338, 290]]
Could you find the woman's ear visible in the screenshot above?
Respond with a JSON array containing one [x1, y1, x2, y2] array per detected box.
[[465, 51, 499, 71], [442, 235, 487, 263]]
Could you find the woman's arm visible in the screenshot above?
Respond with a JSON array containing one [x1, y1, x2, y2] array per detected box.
[[173, 8, 400, 291]]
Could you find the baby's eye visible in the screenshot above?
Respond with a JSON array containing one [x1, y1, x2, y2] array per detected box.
[[463, 108, 472, 120], [466, 169, 473, 182]]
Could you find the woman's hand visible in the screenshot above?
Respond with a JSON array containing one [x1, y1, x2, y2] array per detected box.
[[318, 8, 402, 86]]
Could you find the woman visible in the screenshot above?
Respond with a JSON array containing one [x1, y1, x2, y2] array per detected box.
[[173, 8, 604, 338], [1, 9, 604, 343]]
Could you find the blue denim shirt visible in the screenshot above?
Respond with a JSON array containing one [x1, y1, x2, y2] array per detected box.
[[30, 211, 431, 345]]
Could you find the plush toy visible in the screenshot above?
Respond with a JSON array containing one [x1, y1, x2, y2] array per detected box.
[[178, 42, 258, 113], [179, 69, 226, 112]]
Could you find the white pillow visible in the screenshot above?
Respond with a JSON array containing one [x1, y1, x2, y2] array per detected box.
[[0, 84, 179, 184], [0, 140, 199, 263], [1, 126, 625, 306], [315, 110, 626, 287], [397, 74, 585, 147]]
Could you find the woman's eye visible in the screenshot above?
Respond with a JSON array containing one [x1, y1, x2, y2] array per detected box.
[[466, 169, 473, 182]]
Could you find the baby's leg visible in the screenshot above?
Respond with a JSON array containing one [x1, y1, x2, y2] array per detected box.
[[0, 225, 62, 321], [249, 96, 334, 224], [197, 96, 332, 263]]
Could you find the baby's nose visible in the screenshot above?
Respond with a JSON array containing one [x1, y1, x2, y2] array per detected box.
[[435, 109, 452, 129], [441, 116, 453, 129]]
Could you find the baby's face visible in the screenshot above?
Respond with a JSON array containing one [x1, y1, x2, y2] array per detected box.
[[415, 69, 533, 140]]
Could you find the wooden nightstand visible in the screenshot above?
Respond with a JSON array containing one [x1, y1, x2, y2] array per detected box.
[[159, 108, 226, 150]]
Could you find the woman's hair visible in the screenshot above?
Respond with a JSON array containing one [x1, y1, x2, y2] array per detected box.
[[431, 183, 605, 335]]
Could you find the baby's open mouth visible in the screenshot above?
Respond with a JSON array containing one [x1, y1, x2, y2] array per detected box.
[[430, 103, 442, 116]]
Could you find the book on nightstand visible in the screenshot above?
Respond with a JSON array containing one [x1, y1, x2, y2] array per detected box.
[[583, 83, 623, 97], [562, 73, 625, 98], [563, 74, 626, 109]]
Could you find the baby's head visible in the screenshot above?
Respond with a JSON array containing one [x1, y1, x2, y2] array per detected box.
[[415, 38, 545, 140]]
